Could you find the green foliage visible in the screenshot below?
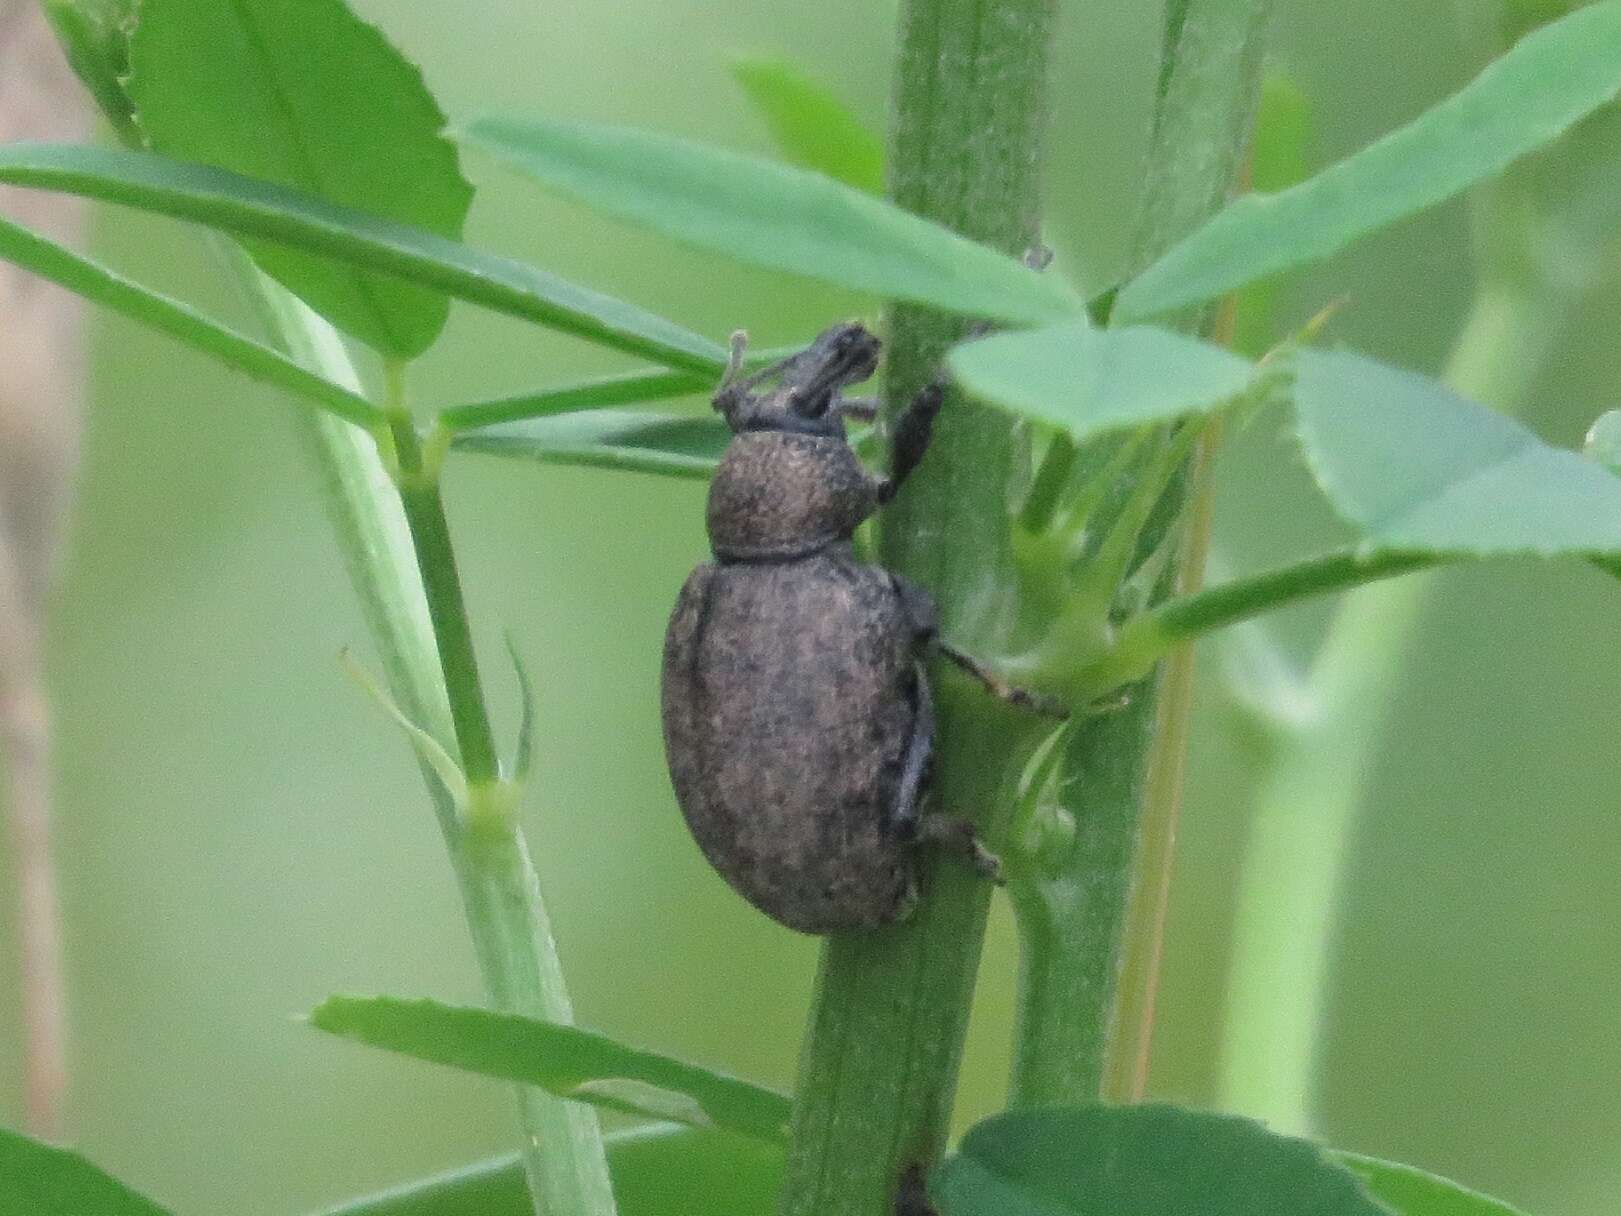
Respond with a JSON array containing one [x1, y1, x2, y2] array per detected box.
[[309, 995, 792, 1141], [126, 0, 472, 357], [0, 1126, 173, 1216], [40, 0, 139, 140], [440, 369, 712, 432], [0, 143, 727, 373], [456, 115, 1083, 323], [453, 411, 731, 480], [947, 320, 1254, 439], [1584, 408, 1621, 473], [930, 1106, 1389, 1216], [730, 55, 885, 192], [1117, 0, 1621, 321], [318, 1125, 784, 1216], [0, 212, 377, 425], [1335, 1153, 1530, 1216], [1294, 349, 1621, 557], [1233, 73, 1314, 357]]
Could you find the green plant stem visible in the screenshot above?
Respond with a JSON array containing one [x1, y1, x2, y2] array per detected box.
[[1088, 548, 1446, 692], [778, 5, 1055, 1215], [237, 274, 615, 1216], [383, 375, 499, 786], [1007, 0, 1273, 1110], [1215, 278, 1571, 1132]]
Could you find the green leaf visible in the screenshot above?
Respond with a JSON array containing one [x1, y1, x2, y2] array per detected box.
[[340, 651, 468, 809], [1584, 408, 1621, 474], [453, 410, 732, 480], [309, 995, 793, 1142], [40, 0, 139, 141], [440, 368, 713, 433], [1333, 1152, 1530, 1216], [1294, 348, 1621, 557], [0, 211, 377, 425], [126, 0, 472, 358], [948, 320, 1254, 440], [0, 143, 727, 373], [606, 1125, 783, 1216], [457, 115, 1083, 324], [930, 1105, 1390, 1216], [730, 56, 884, 192], [1117, 0, 1621, 321], [314, 1124, 785, 1216], [0, 1126, 174, 1216], [502, 634, 535, 786]]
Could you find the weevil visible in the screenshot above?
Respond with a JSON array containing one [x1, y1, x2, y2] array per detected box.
[[660, 322, 1062, 934]]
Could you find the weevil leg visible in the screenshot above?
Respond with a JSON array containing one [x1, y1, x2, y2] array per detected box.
[[937, 645, 1069, 719], [889, 662, 1003, 882], [889, 572, 940, 647], [885, 659, 935, 840], [838, 395, 879, 423], [914, 813, 1004, 883], [877, 382, 945, 503], [889, 573, 1069, 719]]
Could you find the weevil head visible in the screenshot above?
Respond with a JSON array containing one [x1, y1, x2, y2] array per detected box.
[[706, 323, 882, 561]]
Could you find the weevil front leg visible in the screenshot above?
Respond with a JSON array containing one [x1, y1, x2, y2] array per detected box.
[[876, 382, 945, 504]]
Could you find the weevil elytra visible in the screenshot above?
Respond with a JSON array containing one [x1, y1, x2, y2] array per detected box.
[[660, 322, 1062, 934]]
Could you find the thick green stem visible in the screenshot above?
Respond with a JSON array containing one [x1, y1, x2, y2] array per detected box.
[[240, 279, 615, 1216], [778, 5, 1054, 1215], [1007, 0, 1272, 1110]]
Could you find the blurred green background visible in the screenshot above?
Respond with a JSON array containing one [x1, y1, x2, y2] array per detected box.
[[3, 1, 1620, 1213]]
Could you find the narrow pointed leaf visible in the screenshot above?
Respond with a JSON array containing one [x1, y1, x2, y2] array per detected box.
[[1118, 0, 1621, 321], [948, 320, 1254, 439], [0, 143, 727, 373], [439, 343, 804, 432], [0, 1126, 174, 1216], [503, 634, 536, 786], [1333, 1152, 1530, 1216], [127, 0, 472, 357], [1295, 348, 1621, 557], [931, 1105, 1390, 1216], [457, 115, 1083, 323], [731, 56, 884, 192], [0, 212, 377, 425], [309, 995, 793, 1142], [441, 368, 713, 432], [315, 1125, 785, 1216], [453, 410, 732, 480], [341, 652, 468, 808]]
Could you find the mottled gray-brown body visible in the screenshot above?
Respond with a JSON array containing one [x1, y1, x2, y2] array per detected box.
[[663, 543, 922, 932], [660, 323, 946, 933]]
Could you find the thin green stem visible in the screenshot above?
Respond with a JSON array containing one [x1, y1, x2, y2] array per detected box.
[[779, 5, 1055, 1215], [1006, 0, 1273, 1111], [384, 368, 499, 786], [1092, 548, 1446, 692], [235, 275, 615, 1216]]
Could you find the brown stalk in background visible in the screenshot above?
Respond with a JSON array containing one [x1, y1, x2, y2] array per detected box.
[[0, 0, 87, 1140]]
